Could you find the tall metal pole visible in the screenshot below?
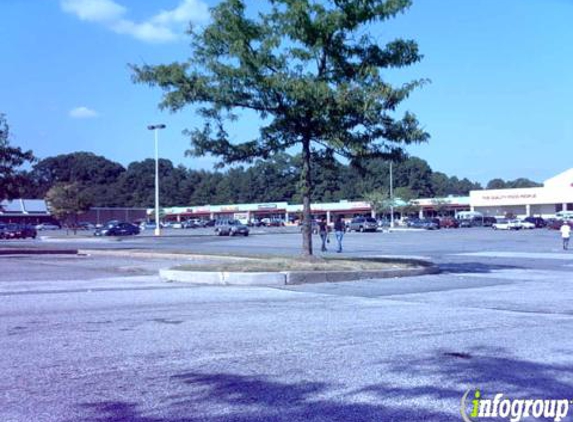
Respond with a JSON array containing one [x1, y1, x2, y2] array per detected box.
[[148, 124, 166, 236], [390, 161, 394, 228], [154, 128, 160, 236]]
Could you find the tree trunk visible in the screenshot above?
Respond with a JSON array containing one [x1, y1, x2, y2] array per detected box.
[[300, 137, 313, 256]]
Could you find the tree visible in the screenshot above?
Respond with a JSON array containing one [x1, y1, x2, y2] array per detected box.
[[132, 0, 429, 256], [0, 114, 34, 200], [45, 182, 93, 233], [364, 190, 393, 218], [27, 152, 125, 204], [393, 186, 418, 216], [115, 159, 187, 207]]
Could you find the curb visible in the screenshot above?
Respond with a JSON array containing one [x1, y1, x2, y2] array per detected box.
[[0, 248, 79, 256], [79, 249, 255, 261], [159, 262, 439, 286]]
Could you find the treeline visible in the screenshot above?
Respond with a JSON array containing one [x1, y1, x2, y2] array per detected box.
[[12, 150, 540, 208]]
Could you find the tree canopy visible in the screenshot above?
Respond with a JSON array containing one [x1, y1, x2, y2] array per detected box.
[[0, 114, 34, 201], [131, 0, 429, 255]]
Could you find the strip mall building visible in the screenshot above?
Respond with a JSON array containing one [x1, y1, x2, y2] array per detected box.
[[469, 168, 573, 218]]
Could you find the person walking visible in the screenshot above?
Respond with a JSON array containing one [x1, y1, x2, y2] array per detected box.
[[334, 216, 346, 253], [318, 217, 329, 252], [560, 221, 571, 250]]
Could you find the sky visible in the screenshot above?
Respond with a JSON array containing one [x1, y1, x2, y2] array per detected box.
[[2, 0, 572, 186]]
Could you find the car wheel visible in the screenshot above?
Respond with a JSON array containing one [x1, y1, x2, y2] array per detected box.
[[244, 233, 249, 237]]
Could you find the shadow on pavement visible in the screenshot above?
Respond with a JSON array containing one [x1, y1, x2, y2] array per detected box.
[[438, 262, 522, 274], [76, 373, 449, 422], [75, 347, 573, 422]]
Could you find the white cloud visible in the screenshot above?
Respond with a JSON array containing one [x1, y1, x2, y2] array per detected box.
[[69, 106, 99, 119], [61, 0, 209, 43], [61, 0, 126, 23], [112, 20, 178, 43], [151, 0, 209, 26]]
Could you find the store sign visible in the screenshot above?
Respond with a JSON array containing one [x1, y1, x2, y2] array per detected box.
[[258, 204, 278, 210], [480, 193, 537, 201], [222, 206, 239, 212]]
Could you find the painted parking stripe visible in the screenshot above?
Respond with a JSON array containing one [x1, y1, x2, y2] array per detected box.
[[455, 251, 573, 260]]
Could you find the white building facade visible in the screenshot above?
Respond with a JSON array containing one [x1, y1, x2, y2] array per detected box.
[[470, 169, 573, 218]]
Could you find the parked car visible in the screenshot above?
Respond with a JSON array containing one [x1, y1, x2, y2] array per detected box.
[[492, 218, 521, 230], [482, 217, 497, 227], [348, 217, 378, 232], [0, 223, 22, 239], [35, 223, 61, 230], [523, 216, 546, 228], [77, 222, 95, 230], [517, 219, 535, 229], [139, 222, 157, 230], [439, 217, 459, 229], [407, 218, 439, 230], [18, 224, 37, 239], [214, 219, 250, 236], [546, 219, 573, 230], [94, 222, 140, 236]]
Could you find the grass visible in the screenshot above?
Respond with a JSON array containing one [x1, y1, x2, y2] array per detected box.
[[172, 257, 418, 273]]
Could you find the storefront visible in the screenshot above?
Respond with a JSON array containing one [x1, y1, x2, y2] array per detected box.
[[162, 200, 415, 224], [470, 169, 573, 218], [0, 199, 54, 224]]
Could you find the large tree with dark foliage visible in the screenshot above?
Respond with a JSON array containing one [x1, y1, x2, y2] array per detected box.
[[25, 152, 125, 205], [131, 0, 429, 256], [0, 114, 34, 201]]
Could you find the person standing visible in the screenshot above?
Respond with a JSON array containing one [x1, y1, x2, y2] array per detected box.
[[334, 216, 346, 253], [560, 221, 571, 250], [318, 217, 329, 252]]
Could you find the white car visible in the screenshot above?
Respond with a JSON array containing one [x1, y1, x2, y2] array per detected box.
[[35, 223, 61, 230], [517, 219, 535, 229], [492, 218, 521, 230]]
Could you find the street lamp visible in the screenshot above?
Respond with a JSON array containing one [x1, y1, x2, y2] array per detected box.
[[389, 161, 395, 228], [147, 124, 166, 236]]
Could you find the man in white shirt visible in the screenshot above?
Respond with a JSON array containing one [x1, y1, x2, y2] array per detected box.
[[560, 221, 571, 250]]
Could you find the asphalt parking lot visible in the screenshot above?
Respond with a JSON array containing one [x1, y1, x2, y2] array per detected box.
[[1, 227, 573, 421]]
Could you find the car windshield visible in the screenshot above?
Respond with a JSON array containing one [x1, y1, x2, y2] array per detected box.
[[366, 218, 376, 223]]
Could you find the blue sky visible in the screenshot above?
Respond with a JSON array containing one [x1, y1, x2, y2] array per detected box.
[[2, 0, 572, 186]]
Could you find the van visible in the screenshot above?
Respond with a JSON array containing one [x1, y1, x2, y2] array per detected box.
[[556, 211, 573, 220]]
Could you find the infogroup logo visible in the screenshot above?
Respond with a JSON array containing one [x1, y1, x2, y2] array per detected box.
[[461, 389, 571, 422]]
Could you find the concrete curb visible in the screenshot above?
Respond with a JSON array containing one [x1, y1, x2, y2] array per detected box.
[[159, 261, 439, 286], [0, 248, 79, 255], [79, 249, 255, 261], [160, 269, 287, 286]]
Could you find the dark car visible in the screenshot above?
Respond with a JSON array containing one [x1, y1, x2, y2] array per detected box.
[[18, 224, 37, 239], [482, 216, 497, 227], [524, 216, 546, 228], [94, 222, 140, 236], [1, 224, 21, 239], [546, 219, 572, 230], [0, 223, 21, 239]]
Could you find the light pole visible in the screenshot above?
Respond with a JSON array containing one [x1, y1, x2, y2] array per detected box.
[[389, 161, 395, 228], [148, 124, 166, 236]]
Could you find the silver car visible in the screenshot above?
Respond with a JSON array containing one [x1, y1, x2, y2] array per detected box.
[[214, 219, 250, 236], [348, 217, 378, 232]]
